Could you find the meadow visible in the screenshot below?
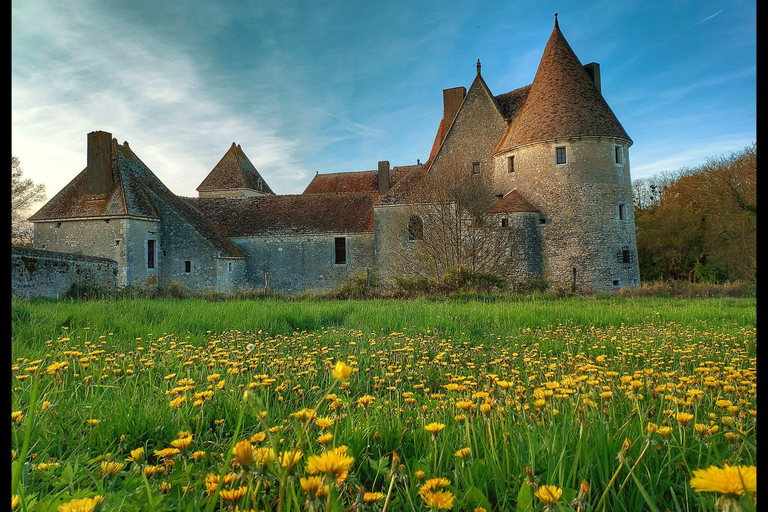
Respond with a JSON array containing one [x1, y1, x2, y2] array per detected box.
[[11, 296, 756, 511]]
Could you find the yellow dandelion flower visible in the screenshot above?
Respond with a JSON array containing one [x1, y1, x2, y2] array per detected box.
[[86, 419, 100, 427], [534, 485, 563, 505], [363, 492, 386, 504], [676, 412, 695, 426], [690, 464, 756, 496], [332, 361, 353, 381], [317, 432, 334, 445], [41, 401, 52, 410], [12, 411, 23, 423], [232, 440, 254, 468], [191, 450, 206, 462], [305, 446, 354, 483], [419, 477, 451, 494], [100, 460, 124, 476], [159, 481, 171, 494], [424, 422, 446, 435], [414, 470, 426, 480], [57, 496, 103, 512], [420, 489, 455, 510], [12, 495, 20, 511], [220, 486, 248, 502], [127, 447, 145, 463], [315, 416, 335, 430], [300, 475, 329, 498], [454, 447, 472, 458], [154, 447, 180, 458], [657, 426, 673, 439], [357, 395, 375, 408], [279, 450, 303, 470], [171, 435, 193, 451]]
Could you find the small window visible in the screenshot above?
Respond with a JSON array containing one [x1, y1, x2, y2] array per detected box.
[[408, 216, 424, 241], [612, 279, 621, 288], [507, 156, 515, 173], [556, 147, 567, 165], [147, 240, 156, 269], [257, 178, 263, 191], [115, 240, 120, 246], [501, 218, 509, 227], [539, 217, 547, 225], [55, 222, 62, 228], [334, 237, 347, 265], [472, 162, 481, 175], [184, 260, 192, 273], [617, 246, 632, 268], [617, 203, 626, 220], [615, 146, 623, 164], [228, 261, 233, 272]]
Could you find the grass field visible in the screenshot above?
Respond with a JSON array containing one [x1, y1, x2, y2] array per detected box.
[[11, 296, 756, 511]]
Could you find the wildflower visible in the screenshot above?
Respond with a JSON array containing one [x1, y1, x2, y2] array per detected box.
[[232, 440, 254, 468], [220, 486, 248, 502], [657, 426, 673, 439], [332, 361, 353, 381], [87, 419, 101, 427], [253, 446, 277, 467], [171, 434, 193, 451], [305, 445, 354, 485], [357, 395, 375, 408], [424, 422, 446, 436], [420, 489, 455, 510], [315, 416, 335, 430], [12, 411, 23, 423], [419, 477, 451, 494], [127, 447, 145, 463], [279, 450, 303, 471], [676, 412, 695, 426], [300, 475, 329, 498], [159, 481, 171, 494], [42, 401, 52, 410], [100, 460, 123, 476], [535, 485, 563, 505], [154, 447, 180, 458], [12, 495, 20, 511], [191, 450, 206, 462], [414, 470, 426, 480], [57, 496, 103, 512], [317, 432, 334, 445], [690, 464, 756, 495], [454, 447, 472, 458], [363, 492, 386, 504]]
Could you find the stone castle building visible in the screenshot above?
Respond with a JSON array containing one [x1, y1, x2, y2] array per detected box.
[[29, 17, 640, 295]]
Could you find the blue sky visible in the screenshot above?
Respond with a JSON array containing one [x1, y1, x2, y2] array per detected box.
[[12, 0, 756, 206]]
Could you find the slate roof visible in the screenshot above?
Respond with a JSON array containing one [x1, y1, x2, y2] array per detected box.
[[29, 138, 245, 258], [496, 18, 631, 153], [302, 166, 416, 195], [197, 142, 274, 195], [185, 193, 377, 236]]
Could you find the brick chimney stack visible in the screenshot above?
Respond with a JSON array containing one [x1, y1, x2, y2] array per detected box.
[[442, 87, 466, 126], [87, 130, 114, 195], [378, 161, 390, 195]]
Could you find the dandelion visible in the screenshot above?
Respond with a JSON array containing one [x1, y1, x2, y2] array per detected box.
[[12, 495, 20, 511], [300, 475, 329, 499], [363, 492, 386, 504], [424, 422, 446, 436], [535, 485, 563, 505], [690, 464, 756, 511], [279, 449, 303, 471], [127, 447, 145, 463], [232, 439, 254, 468], [420, 489, 455, 510], [159, 481, 171, 494], [315, 416, 335, 430], [41, 401, 52, 410], [220, 486, 248, 502], [317, 432, 334, 445], [332, 361, 353, 381], [154, 447, 180, 458], [676, 412, 695, 426], [191, 450, 206, 462], [100, 460, 124, 476], [306, 445, 354, 485], [171, 434, 193, 451], [86, 419, 100, 427], [454, 447, 471, 459], [12, 411, 23, 424], [57, 496, 103, 512]]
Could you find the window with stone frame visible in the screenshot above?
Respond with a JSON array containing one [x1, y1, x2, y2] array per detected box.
[[334, 237, 347, 265], [556, 146, 567, 165], [472, 162, 481, 175], [617, 246, 633, 268], [407, 215, 424, 241]]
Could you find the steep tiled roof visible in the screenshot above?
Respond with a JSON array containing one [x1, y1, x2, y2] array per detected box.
[[496, 18, 631, 153], [185, 193, 377, 236], [197, 143, 274, 195], [377, 165, 431, 206], [494, 85, 531, 122], [302, 166, 415, 195], [29, 138, 244, 258], [488, 189, 539, 213]]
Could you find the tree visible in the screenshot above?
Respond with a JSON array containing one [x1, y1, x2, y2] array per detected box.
[[633, 144, 756, 283], [11, 155, 46, 246], [382, 155, 513, 289]]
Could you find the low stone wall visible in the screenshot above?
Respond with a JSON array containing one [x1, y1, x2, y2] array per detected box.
[[11, 247, 118, 298]]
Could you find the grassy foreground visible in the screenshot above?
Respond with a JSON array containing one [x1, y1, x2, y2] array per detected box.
[[11, 296, 756, 511]]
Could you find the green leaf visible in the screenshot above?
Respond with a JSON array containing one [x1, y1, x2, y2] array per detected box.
[[516, 480, 533, 512], [463, 486, 492, 512]]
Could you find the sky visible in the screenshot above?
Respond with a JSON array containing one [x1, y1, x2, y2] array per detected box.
[[12, 0, 756, 212]]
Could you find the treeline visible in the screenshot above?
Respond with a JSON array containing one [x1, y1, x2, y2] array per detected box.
[[632, 143, 756, 283]]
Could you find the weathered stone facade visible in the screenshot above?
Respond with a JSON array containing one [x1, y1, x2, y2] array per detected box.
[[27, 17, 640, 296], [12, 247, 117, 298]]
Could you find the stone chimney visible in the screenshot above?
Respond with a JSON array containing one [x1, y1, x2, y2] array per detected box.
[[87, 130, 114, 195], [583, 62, 601, 93], [442, 87, 466, 126], [378, 161, 390, 195]]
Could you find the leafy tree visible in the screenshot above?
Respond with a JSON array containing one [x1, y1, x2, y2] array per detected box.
[[11, 155, 46, 246], [633, 144, 756, 283]]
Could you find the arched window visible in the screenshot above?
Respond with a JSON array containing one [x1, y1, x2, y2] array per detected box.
[[407, 216, 424, 241]]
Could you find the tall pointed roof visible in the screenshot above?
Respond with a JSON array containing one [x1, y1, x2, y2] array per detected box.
[[496, 15, 631, 153], [196, 143, 274, 195]]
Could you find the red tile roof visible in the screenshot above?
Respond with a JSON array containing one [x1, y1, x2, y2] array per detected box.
[[488, 189, 539, 213], [302, 166, 415, 195]]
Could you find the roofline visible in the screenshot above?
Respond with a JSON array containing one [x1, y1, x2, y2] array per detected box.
[[30, 214, 161, 223], [493, 134, 633, 157]]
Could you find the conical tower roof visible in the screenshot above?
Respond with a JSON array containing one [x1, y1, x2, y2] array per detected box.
[[197, 143, 274, 195], [496, 15, 631, 153]]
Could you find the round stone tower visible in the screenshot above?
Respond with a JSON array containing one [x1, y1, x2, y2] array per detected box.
[[493, 15, 640, 293]]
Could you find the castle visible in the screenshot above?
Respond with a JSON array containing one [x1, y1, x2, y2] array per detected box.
[[28, 16, 640, 295]]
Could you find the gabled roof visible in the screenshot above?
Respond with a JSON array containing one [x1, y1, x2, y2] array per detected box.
[[29, 137, 244, 258], [496, 17, 631, 153], [197, 143, 274, 195], [302, 166, 416, 195], [488, 189, 539, 213], [185, 193, 377, 236]]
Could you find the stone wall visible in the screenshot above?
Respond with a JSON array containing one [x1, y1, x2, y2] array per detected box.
[[11, 247, 117, 298], [231, 233, 376, 294]]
